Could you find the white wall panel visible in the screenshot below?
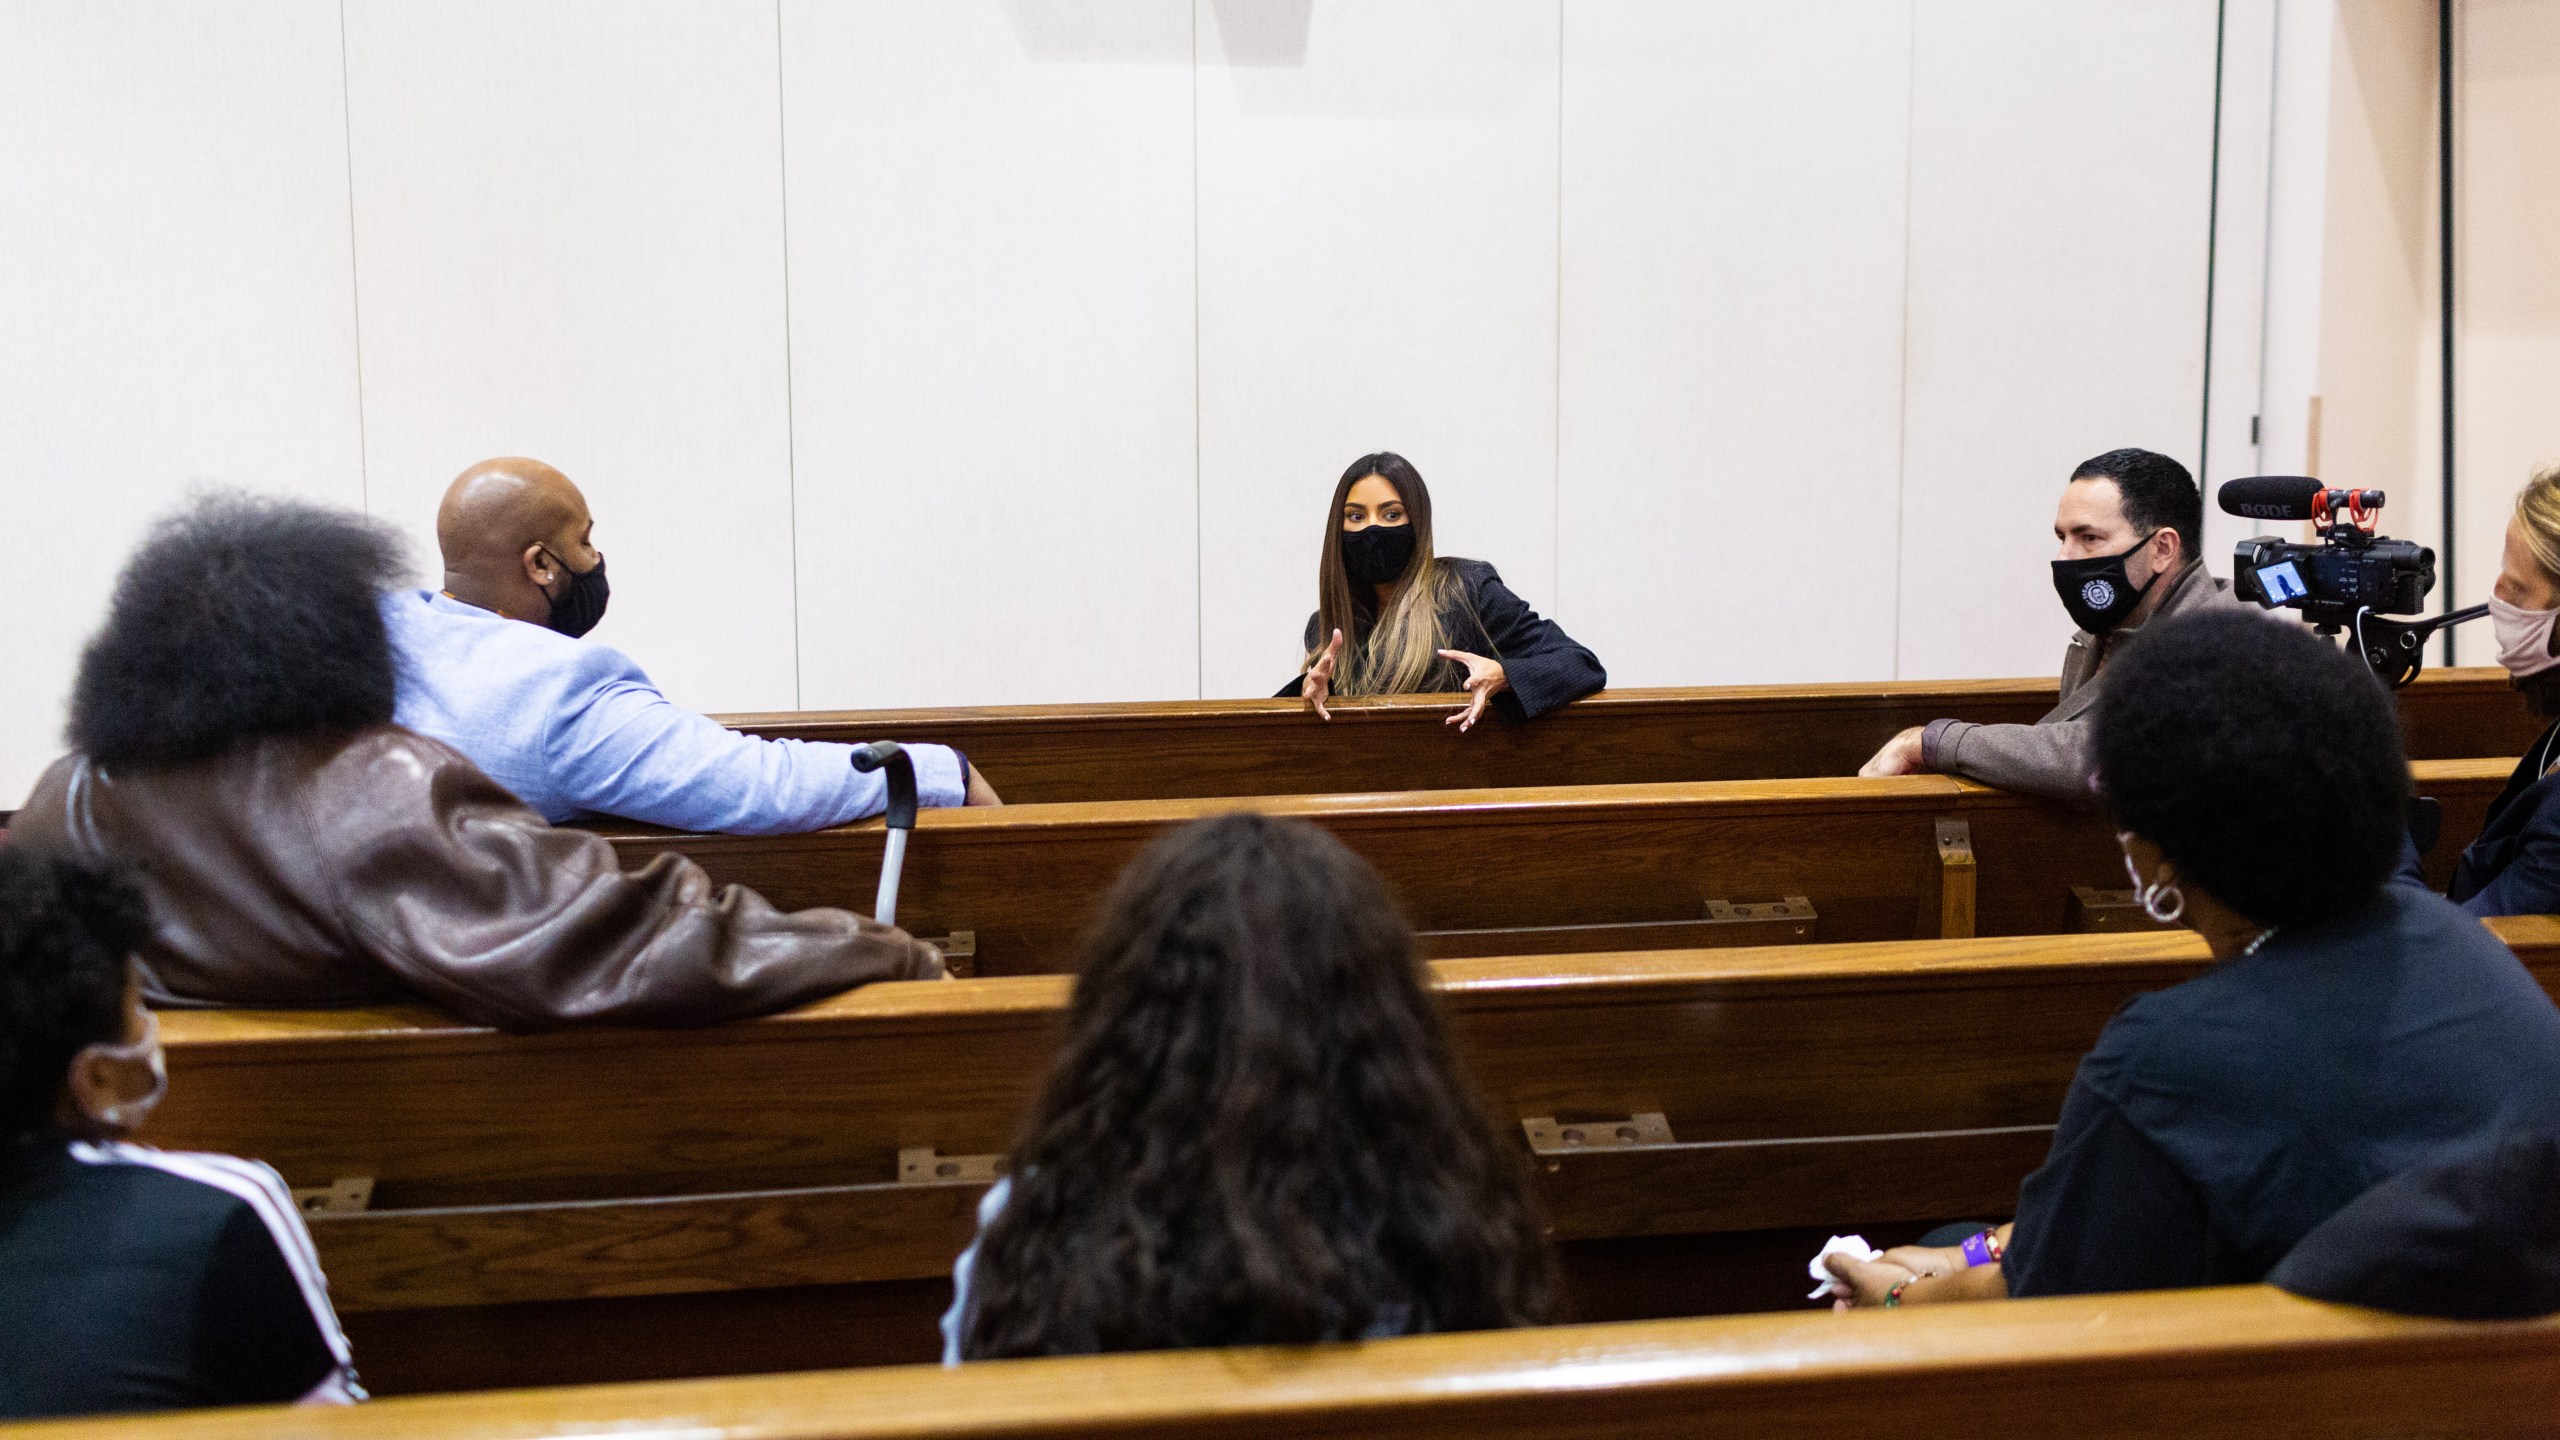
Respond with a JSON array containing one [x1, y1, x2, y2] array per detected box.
[[341, 0, 798, 712], [2453, 0, 2560, 663], [1897, 0, 2220, 680], [0, 1, 364, 803], [782, 0, 1199, 710], [1559, 0, 1912, 688], [1196, 0, 1561, 699]]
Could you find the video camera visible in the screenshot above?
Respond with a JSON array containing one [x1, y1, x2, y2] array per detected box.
[[2219, 477, 2481, 687]]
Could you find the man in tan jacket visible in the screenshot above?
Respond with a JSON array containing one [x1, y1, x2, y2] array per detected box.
[[1861, 448, 2244, 801], [7, 494, 941, 1030]]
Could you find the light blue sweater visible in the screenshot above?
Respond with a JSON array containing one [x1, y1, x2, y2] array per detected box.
[[382, 589, 964, 834]]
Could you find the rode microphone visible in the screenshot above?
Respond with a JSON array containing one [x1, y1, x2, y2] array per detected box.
[[2217, 476, 2385, 523]]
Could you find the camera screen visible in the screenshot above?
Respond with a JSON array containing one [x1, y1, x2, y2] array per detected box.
[[2256, 560, 2309, 603]]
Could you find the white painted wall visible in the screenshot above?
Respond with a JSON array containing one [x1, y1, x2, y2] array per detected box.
[[0, 1, 366, 802], [2, 0, 2256, 799]]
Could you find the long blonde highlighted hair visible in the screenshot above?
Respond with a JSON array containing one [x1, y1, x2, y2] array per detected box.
[[1311, 453, 1471, 697], [2516, 464, 2560, 585]]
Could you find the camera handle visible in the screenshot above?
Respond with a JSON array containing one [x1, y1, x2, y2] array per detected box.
[[2347, 602, 2489, 688]]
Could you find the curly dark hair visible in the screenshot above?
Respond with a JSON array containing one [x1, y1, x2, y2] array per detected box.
[[0, 851, 150, 1136], [68, 493, 409, 770], [2094, 608, 2410, 929], [958, 814, 1555, 1358]]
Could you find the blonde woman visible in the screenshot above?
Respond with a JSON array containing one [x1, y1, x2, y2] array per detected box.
[[1282, 453, 1604, 731], [2448, 464, 2560, 915]]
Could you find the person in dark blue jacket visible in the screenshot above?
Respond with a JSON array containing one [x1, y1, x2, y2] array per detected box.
[[2447, 467, 2560, 916], [1281, 453, 1604, 732], [1826, 608, 2560, 1308]]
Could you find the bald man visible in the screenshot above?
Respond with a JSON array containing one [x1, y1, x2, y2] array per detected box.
[[382, 458, 998, 835]]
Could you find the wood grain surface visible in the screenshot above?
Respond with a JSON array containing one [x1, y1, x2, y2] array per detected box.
[[712, 668, 2541, 803], [586, 760, 2514, 975], [20, 1287, 2560, 1440], [140, 919, 2560, 1351]]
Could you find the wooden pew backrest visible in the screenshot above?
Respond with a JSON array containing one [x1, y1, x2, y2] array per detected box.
[[143, 918, 2560, 1320], [19, 1286, 2560, 1440], [590, 760, 2514, 975], [713, 667, 2539, 803]]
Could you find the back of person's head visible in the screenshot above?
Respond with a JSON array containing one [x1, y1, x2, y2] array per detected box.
[[2071, 447, 2201, 564], [0, 852, 149, 1138], [2094, 608, 2408, 930], [69, 493, 409, 770], [960, 813, 1553, 1358]]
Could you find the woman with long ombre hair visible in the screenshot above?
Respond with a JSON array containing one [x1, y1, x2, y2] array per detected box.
[[1281, 453, 1604, 730], [940, 814, 1555, 1360]]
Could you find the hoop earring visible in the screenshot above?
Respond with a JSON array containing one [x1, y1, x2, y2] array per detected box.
[[2140, 882, 2186, 925]]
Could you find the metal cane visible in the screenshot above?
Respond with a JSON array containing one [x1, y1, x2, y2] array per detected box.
[[848, 742, 918, 927]]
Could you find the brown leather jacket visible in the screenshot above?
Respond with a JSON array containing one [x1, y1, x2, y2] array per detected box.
[[5, 728, 941, 1029]]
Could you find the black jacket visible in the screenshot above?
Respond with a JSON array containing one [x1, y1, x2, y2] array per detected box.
[[1279, 558, 1606, 721], [2270, 1131, 2560, 1320], [2448, 716, 2560, 917], [2004, 883, 2560, 1298]]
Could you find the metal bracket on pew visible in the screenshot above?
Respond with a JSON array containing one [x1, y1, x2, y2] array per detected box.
[[1702, 897, 1816, 939], [1927, 818, 1977, 939], [292, 1177, 375, 1217], [1522, 1113, 1676, 1166], [2065, 886, 2177, 933], [898, 1148, 1002, 1185], [921, 930, 977, 979]]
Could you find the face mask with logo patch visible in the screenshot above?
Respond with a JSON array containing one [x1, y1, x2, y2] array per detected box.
[[2051, 534, 2161, 635]]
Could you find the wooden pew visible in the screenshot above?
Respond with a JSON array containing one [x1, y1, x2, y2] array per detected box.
[[23, 1287, 2560, 1440], [592, 760, 2513, 976], [143, 916, 2560, 1395], [717, 666, 2541, 803]]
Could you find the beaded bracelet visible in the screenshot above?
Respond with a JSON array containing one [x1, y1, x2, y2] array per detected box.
[[1884, 1275, 1917, 1307]]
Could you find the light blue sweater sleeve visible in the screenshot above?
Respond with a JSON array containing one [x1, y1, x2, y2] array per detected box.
[[384, 589, 965, 833], [549, 648, 966, 835]]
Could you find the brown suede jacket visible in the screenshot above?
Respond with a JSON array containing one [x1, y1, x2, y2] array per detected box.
[[6, 727, 941, 1030]]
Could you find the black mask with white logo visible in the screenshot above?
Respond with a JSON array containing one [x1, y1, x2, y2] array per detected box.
[[543, 552, 610, 638], [2051, 536, 2159, 634], [1340, 523, 1417, 586]]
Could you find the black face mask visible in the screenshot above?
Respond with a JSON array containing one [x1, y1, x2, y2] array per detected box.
[[542, 551, 610, 638], [2051, 535, 2159, 635], [1340, 523, 1417, 586]]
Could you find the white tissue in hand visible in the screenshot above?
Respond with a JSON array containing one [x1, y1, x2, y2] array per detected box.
[[1807, 1234, 1881, 1300]]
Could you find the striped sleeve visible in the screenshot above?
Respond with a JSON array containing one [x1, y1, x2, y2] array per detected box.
[[70, 1142, 363, 1403]]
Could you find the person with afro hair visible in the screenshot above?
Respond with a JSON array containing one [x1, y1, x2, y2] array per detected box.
[[6, 494, 943, 1029], [1828, 607, 2560, 1306]]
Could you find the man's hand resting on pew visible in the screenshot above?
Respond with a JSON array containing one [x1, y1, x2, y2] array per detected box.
[[1859, 726, 1927, 777], [1824, 1226, 2012, 1309]]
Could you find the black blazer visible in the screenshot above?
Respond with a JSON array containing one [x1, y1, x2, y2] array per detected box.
[[2448, 717, 2560, 917], [1277, 558, 1606, 721]]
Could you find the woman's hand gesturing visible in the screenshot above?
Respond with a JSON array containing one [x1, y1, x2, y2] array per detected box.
[[1303, 629, 1346, 721], [1437, 649, 1509, 733]]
